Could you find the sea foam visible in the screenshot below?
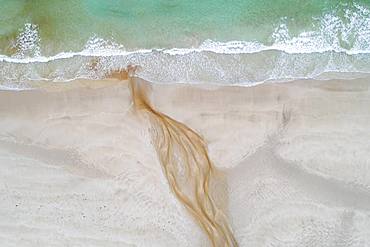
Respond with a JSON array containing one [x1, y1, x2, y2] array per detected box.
[[1, 3, 370, 88]]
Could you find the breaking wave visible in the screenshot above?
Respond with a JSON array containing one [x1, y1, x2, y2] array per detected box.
[[1, 2, 370, 87]]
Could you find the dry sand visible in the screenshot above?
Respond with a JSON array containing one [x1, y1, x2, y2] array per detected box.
[[0, 78, 370, 246]]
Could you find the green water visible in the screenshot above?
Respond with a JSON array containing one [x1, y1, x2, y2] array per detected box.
[[1, 0, 369, 55], [1, 0, 370, 86]]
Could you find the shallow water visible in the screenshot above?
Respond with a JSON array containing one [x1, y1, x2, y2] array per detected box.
[[1, 0, 370, 85], [1, 0, 359, 53]]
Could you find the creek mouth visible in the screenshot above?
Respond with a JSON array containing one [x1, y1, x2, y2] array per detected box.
[[107, 67, 238, 247]]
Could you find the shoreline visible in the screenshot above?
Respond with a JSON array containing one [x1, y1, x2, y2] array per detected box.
[[1, 78, 370, 246]]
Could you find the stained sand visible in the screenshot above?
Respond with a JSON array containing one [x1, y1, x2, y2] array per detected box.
[[0, 78, 370, 246]]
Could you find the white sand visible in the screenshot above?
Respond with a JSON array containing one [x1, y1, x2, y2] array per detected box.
[[0, 78, 370, 246]]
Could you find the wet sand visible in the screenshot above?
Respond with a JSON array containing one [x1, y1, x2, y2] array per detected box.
[[0, 78, 370, 246]]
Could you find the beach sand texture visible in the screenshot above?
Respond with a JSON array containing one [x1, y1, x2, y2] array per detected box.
[[0, 78, 370, 246]]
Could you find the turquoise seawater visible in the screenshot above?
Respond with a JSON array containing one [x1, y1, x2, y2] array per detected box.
[[1, 0, 370, 86]]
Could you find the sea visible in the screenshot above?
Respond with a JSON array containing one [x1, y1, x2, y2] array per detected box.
[[1, 0, 370, 88]]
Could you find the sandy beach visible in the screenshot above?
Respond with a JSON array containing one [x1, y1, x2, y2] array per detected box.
[[1, 78, 370, 246], [2, 1, 370, 246]]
